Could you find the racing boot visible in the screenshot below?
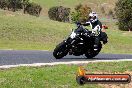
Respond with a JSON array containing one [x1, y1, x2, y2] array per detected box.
[[103, 39, 108, 44]]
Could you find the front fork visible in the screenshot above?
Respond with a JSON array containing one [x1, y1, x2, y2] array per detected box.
[[65, 37, 79, 55]]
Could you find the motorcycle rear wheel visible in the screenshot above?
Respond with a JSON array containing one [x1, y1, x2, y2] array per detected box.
[[85, 42, 102, 59], [53, 41, 68, 59]]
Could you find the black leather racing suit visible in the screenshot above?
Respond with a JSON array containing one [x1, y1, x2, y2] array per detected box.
[[82, 19, 102, 49]]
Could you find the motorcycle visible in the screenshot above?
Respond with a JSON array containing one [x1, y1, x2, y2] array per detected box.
[[53, 23, 108, 59]]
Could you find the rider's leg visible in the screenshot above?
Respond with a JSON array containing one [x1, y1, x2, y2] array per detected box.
[[100, 32, 108, 44], [92, 25, 101, 51], [94, 36, 100, 51]]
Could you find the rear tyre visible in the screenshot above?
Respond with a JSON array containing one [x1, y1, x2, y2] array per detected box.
[[85, 42, 102, 59], [53, 41, 68, 59]]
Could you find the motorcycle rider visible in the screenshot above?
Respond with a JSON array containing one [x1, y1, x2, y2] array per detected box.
[[81, 12, 103, 51]]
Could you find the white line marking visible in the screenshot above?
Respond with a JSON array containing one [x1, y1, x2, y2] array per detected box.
[[0, 59, 132, 69], [0, 49, 13, 50], [40, 50, 49, 51]]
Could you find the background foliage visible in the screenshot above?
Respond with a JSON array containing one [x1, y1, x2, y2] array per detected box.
[[48, 6, 70, 22], [71, 4, 92, 23], [0, 0, 42, 16], [115, 0, 132, 31]]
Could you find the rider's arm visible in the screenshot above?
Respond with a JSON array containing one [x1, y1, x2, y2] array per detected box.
[[82, 21, 91, 26]]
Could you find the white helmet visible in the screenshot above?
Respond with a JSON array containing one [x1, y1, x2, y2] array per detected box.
[[89, 12, 98, 22], [89, 12, 98, 18]]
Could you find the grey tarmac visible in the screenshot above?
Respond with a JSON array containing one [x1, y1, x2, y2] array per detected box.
[[0, 50, 132, 66]]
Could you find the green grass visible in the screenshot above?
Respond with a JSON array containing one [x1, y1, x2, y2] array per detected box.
[[0, 10, 132, 54], [0, 61, 131, 88], [32, 0, 117, 16], [0, 10, 72, 50], [101, 29, 132, 54], [33, 0, 116, 8]]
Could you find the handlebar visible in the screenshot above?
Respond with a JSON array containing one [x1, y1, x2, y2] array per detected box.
[[75, 22, 82, 26]]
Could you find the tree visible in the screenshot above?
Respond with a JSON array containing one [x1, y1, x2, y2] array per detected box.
[[115, 0, 132, 31], [48, 6, 70, 22], [71, 4, 92, 23]]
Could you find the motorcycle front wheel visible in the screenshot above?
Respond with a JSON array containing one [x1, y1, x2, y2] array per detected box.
[[53, 41, 68, 59]]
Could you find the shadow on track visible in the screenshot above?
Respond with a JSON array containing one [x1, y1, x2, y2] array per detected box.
[[61, 53, 132, 60], [62, 57, 123, 60]]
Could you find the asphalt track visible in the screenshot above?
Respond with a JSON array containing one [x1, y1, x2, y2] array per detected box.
[[0, 50, 132, 66]]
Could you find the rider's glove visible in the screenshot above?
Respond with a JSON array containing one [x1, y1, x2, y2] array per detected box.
[[76, 22, 81, 25]]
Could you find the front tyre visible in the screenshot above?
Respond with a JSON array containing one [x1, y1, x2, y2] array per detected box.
[[53, 41, 68, 59], [85, 42, 102, 59]]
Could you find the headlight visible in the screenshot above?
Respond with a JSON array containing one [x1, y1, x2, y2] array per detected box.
[[70, 31, 76, 39]]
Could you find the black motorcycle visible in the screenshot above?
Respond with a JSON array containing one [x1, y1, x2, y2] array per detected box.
[[53, 23, 108, 59]]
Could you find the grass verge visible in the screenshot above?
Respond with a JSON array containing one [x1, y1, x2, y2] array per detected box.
[[0, 61, 132, 88], [0, 10, 132, 54]]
